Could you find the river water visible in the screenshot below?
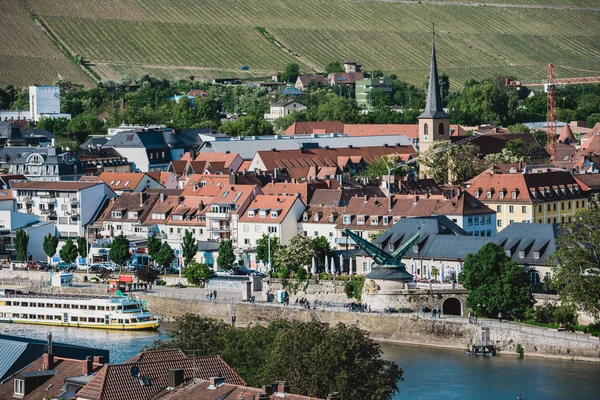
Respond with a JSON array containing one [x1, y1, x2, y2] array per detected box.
[[2, 323, 599, 399]]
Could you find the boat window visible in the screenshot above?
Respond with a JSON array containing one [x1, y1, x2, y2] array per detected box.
[[98, 306, 105, 311], [47, 303, 53, 308], [71, 316, 78, 322], [38, 303, 45, 308], [54, 315, 61, 320], [5, 301, 11, 306], [118, 319, 123, 324], [29, 314, 35, 319], [80, 317, 87, 322], [89, 317, 96, 323], [55, 304, 62, 308], [89, 305, 96, 310], [131, 318, 137, 323], [22, 302, 28, 307], [72, 304, 79, 309], [64, 304, 70, 309], [81, 305, 87, 310]]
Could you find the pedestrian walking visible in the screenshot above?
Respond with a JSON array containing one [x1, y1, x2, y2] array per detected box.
[[474, 313, 478, 324], [498, 311, 502, 323], [213, 290, 217, 300], [209, 292, 213, 300], [431, 309, 435, 319], [437, 307, 441, 319], [420, 306, 425, 318], [468, 311, 472, 323]]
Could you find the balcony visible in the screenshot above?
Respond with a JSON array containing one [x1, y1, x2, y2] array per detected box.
[[40, 197, 56, 204], [335, 237, 357, 245], [40, 209, 56, 216], [208, 226, 231, 232], [19, 196, 32, 203], [205, 211, 230, 220], [70, 198, 79, 205]]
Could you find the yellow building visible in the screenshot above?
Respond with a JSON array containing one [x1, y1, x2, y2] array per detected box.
[[466, 165, 588, 231]]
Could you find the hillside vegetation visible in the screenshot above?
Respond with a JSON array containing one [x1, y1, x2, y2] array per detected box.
[[1, 0, 599, 87]]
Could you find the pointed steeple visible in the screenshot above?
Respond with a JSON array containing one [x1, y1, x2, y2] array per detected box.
[[419, 41, 449, 119]]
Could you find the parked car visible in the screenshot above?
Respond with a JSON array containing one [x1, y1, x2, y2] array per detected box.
[[99, 261, 118, 272], [88, 264, 102, 273], [233, 266, 264, 277], [37, 261, 51, 270], [26, 261, 40, 270], [215, 269, 234, 276], [76, 263, 89, 271], [56, 262, 75, 271]]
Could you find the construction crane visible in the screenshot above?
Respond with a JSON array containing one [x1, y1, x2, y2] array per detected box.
[[506, 64, 600, 158]]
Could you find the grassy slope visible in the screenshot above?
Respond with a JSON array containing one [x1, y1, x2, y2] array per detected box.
[[3, 0, 599, 88]]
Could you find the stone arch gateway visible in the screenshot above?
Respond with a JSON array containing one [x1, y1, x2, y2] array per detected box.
[[442, 297, 462, 316]]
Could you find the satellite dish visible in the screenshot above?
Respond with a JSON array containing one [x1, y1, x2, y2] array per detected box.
[[130, 365, 140, 378]]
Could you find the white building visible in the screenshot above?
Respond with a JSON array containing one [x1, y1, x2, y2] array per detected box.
[[0, 86, 71, 122], [11, 181, 117, 239], [264, 100, 306, 121], [299, 206, 345, 247]]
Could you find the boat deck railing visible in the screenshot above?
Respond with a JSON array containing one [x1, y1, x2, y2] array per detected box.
[[1, 292, 132, 302]]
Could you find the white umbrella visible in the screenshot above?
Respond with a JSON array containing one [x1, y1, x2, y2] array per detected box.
[[311, 257, 316, 275], [441, 263, 445, 282], [325, 256, 329, 274], [339, 254, 344, 274], [331, 256, 336, 274], [426, 265, 430, 280], [349, 257, 353, 276]]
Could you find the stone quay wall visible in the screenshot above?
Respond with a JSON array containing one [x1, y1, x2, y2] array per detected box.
[[263, 278, 350, 304], [141, 296, 600, 362]]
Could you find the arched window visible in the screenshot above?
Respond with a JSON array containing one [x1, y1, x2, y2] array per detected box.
[[439, 122, 444, 135], [423, 123, 428, 136]]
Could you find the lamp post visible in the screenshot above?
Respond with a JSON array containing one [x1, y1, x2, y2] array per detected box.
[[267, 232, 272, 273], [178, 231, 182, 280]]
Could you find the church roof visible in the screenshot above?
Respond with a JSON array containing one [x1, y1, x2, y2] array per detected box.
[[419, 43, 449, 120]]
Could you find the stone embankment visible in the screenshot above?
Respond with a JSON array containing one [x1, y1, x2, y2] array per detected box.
[[142, 295, 600, 363]]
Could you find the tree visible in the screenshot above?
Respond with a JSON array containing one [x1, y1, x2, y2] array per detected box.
[[154, 242, 175, 268], [181, 230, 197, 266], [361, 155, 407, 179], [273, 234, 315, 272], [59, 237, 79, 264], [184, 262, 212, 286], [448, 79, 518, 126], [14, 229, 29, 262], [66, 114, 104, 144], [217, 240, 236, 269], [587, 113, 600, 129], [507, 123, 531, 134], [77, 236, 89, 259], [136, 265, 161, 284], [43, 233, 59, 262], [281, 63, 300, 84], [325, 61, 343, 74], [459, 242, 534, 320], [147, 236, 161, 262], [551, 207, 600, 319], [313, 236, 333, 271], [484, 147, 523, 166], [151, 316, 403, 399], [256, 234, 281, 268], [419, 140, 484, 185], [109, 235, 131, 271]]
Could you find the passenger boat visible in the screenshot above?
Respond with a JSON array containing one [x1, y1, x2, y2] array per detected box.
[[0, 290, 160, 330]]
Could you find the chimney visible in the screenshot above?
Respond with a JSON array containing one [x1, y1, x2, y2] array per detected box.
[[261, 385, 275, 395], [255, 394, 270, 400], [209, 376, 226, 389], [159, 192, 165, 202], [327, 393, 342, 400], [139, 192, 145, 206], [168, 368, 184, 388], [364, 195, 368, 203], [277, 381, 291, 395], [82, 356, 94, 376], [93, 356, 105, 365], [43, 332, 54, 369]]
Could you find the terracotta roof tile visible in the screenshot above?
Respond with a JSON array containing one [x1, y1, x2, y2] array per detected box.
[[239, 194, 302, 223], [77, 354, 245, 400], [343, 124, 418, 138], [10, 181, 104, 191], [96, 172, 158, 191], [168, 160, 187, 175], [284, 121, 344, 135], [558, 124, 576, 144]]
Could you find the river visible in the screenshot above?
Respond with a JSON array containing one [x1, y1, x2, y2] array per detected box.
[[2, 324, 599, 399]]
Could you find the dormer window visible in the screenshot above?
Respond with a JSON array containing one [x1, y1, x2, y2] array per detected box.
[[487, 190, 492, 198], [388, 244, 394, 252], [303, 212, 308, 221], [115, 180, 122, 186], [357, 215, 365, 225], [533, 251, 540, 259], [370, 217, 378, 225], [128, 211, 138, 219], [383, 216, 389, 225], [512, 190, 518, 199], [474, 190, 480, 198], [259, 210, 267, 218], [313, 213, 320, 222], [505, 249, 511, 257], [329, 214, 335, 223], [518, 250, 525, 259], [343, 215, 351, 224], [413, 244, 419, 253], [124, 181, 130, 187], [247, 210, 255, 218], [111, 211, 122, 218], [271, 210, 280, 218], [14, 379, 24, 396], [499, 192, 504, 199]]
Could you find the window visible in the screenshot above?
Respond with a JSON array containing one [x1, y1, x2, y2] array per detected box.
[[388, 244, 394, 251], [499, 192, 504, 199], [474, 231, 479, 236], [486, 230, 491, 237], [568, 202, 572, 210], [14, 379, 24, 395], [244, 239, 250, 245], [576, 200, 580, 208], [487, 191, 492, 198], [522, 206, 526, 213], [561, 202, 564, 210], [383, 216, 389, 225], [509, 220, 514, 224], [547, 218, 551, 223], [423, 123, 428, 137], [248, 210, 255, 218], [370, 217, 378, 225], [547, 204, 551, 212], [480, 216, 485, 225], [357, 216, 365, 225], [519, 250, 525, 258], [243, 225, 249, 233], [486, 215, 491, 224], [270, 211, 279, 218], [509, 206, 514, 213], [439, 122, 444, 135], [343, 215, 351, 224], [533, 251, 540, 259], [553, 203, 557, 211], [539, 205, 542, 213], [268, 226, 277, 233], [169, 228, 173, 234], [111, 211, 122, 218], [303, 213, 308, 221], [474, 217, 479, 225], [329, 232, 334, 237], [496, 205, 501, 212], [468, 217, 473, 226], [512, 191, 517, 199], [314, 231, 318, 237], [259, 210, 267, 218]]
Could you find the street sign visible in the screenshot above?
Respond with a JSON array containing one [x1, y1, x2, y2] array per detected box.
[[52, 256, 60, 263], [77, 257, 86, 265]]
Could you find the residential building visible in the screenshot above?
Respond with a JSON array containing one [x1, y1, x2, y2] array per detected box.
[[0, 210, 54, 262], [93, 172, 163, 194], [264, 100, 307, 121], [355, 77, 393, 108], [238, 194, 306, 250], [0, 122, 54, 147], [4, 147, 84, 181], [356, 217, 558, 283], [75, 349, 246, 400], [191, 151, 244, 173], [161, 379, 326, 399], [11, 181, 117, 238], [328, 71, 365, 88], [197, 133, 415, 160], [343, 60, 362, 73], [97, 192, 160, 239], [203, 184, 258, 244], [73, 146, 131, 176], [418, 42, 450, 158], [299, 205, 345, 247], [295, 74, 329, 90], [0, 86, 71, 122], [466, 164, 588, 230]]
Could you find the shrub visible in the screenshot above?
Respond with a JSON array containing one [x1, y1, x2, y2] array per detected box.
[[516, 343, 524, 357], [534, 303, 557, 324], [583, 322, 600, 337], [295, 268, 307, 281], [277, 267, 290, 279], [552, 305, 577, 326], [156, 279, 167, 286]]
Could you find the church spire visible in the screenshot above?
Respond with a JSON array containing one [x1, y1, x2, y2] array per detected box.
[[419, 37, 448, 119]]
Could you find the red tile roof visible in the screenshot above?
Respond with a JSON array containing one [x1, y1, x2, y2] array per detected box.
[[296, 74, 329, 89], [96, 172, 158, 191], [284, 121, 344, 135], [239, 194, 303, 223], [558, 124, 576, 144], [343, 124, 419, 138], [10, 181, 103, 191], [77, 354, 246, 400], [328, 72, 364, 85]]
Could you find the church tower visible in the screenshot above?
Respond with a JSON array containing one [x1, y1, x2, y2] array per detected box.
[[418, 41, 449, 155]]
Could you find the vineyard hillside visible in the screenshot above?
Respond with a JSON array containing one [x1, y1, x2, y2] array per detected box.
[[2, 0, 599, 87]]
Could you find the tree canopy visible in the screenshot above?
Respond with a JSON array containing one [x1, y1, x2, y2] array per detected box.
[[154, 242, 175, 268], [419, 140, 484, 185], [256, 234, 281, 267], [109, 235, 131, 267], [43, 233, 59, 261], [151, 315, 403, 400], [313, 236, 333, 271], [459, 242, 534, 320], [181, 230, 197, 266], [14, 229, 29, 262], [217, 240, 236, 269], [281, 63, 300, 84], [273, 234, 315, 272], [59, 237, 79, 264], [76, 237, 89, 258], [551, 207, 600, 319], [136, 265, 161, 284], [147, 236, 161, 260], [184, 262, 212, 286]]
